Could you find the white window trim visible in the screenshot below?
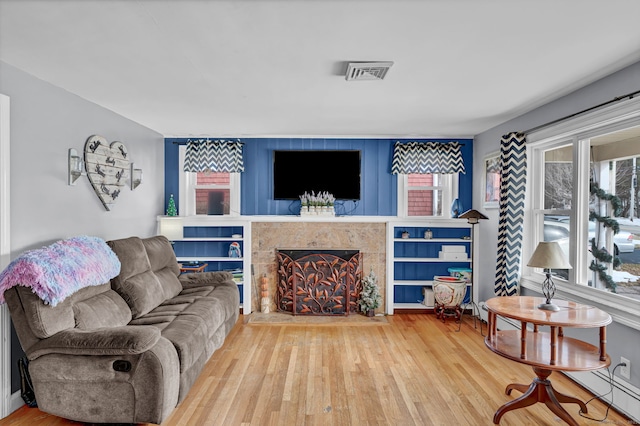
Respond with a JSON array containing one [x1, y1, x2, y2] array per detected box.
[[397, 173, 459, 218], [522, 95, 640, 330], [1, 94, 12, 418], [178, 145, 241, 216]]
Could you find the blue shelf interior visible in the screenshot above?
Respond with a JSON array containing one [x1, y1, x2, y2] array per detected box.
[[394, 285, 470, 305], [175, 225, 245, 303], [394, 226, 471, 305], [173, 240, 244, 258], [394, 227, 469, 239], [394, 262, 470, 280], [183, 226, 244, 238]]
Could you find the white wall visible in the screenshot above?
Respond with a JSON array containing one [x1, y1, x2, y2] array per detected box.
[[0, 61, 164, 251], [0, 60, 164, 401], [472, 60, 640, 304], [472, 60, 640, 420]]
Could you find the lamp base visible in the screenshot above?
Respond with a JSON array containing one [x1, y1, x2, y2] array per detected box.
[[537, 302, 560, 312]]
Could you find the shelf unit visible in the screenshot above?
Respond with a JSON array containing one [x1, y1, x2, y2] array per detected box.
[[386, 220, 473, 315], [157, 216, 252, 314]]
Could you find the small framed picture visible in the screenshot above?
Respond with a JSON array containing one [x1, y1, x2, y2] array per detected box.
[[483, 152, 501, 209]]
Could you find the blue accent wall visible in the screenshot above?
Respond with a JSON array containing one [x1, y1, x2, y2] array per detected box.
[[165, 137, 473, 216]]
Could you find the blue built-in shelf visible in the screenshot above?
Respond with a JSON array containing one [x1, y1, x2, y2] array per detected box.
[[386, 220, 473, 314], [183, 226, 244, 238], [157, 216, 252, 314]]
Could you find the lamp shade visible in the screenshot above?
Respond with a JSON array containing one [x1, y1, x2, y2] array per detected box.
[[159, 217, 183, 241], [527, 241, 572, 270], [458, 209, 488, 224]]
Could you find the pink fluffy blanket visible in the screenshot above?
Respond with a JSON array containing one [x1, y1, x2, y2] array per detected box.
[[0, 236, 121, 306]]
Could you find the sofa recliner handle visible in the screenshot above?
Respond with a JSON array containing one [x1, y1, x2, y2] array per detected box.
[[113, 360, 132, 372]]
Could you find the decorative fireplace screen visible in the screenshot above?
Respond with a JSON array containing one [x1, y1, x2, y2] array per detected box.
[[276, 249, 362, 315]]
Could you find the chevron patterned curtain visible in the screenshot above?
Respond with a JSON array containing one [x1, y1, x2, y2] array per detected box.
[[391, 141, 465, 174], [494, 132, 527, 297], [183, 139, 244, 173]]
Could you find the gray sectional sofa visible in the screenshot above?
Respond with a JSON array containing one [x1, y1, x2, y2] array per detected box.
[[5, 235, 239, 424]]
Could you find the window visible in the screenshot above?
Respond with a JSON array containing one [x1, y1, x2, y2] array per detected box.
[[178, 145, 241, 216], [398, 173, 458, 217], [525, 97, 640, 321]]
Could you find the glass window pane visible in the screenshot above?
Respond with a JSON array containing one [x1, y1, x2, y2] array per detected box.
[[544, 146, 573, 209], [589, 131, 640, 297], [196, 172, 230, 185], [195, 189, 230, 215], [408, 189, 442, 216], [542, 214, 570, 280]]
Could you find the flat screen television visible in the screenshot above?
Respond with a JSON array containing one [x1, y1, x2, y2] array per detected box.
[[273, 150, 361, 200]]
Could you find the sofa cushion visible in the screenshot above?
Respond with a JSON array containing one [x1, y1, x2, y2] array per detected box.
[[130, 303, 208, 374], [107, 237, 166, 318], [73, 290, 132, 329], [16, 284, 114, 339], [160, 315, 208, 374], [16, 286, 76, 339], [141, 236, 182, 300]]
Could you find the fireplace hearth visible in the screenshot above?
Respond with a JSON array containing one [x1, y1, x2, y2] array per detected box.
[[276, 249, 362, 315]]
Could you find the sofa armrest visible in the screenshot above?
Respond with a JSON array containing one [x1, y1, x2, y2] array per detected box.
[[28, 336, 180, 424], [179, 270, 236, 289], [28, 325, 160, 360]]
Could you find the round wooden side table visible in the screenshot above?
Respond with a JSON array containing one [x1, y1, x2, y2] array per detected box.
[[485, 296, 611, 425]]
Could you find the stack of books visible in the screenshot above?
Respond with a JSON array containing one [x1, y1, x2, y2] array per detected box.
[[228, 269, 243, 284]]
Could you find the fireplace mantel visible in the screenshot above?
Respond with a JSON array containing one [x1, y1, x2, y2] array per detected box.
[[241, 215, 397, 223]]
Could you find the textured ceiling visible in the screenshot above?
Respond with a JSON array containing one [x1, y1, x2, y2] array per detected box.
[[2, 0, 640, 138]]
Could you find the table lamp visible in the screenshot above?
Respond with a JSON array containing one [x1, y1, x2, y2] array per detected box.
[[159, 217, 184, 241], [527, 241, 572, 311]]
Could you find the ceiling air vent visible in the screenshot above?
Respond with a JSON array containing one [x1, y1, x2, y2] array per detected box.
[[345, 61, 394, 81]]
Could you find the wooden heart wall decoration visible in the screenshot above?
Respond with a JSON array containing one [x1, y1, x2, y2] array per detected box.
[[84, 135, 130, 211]]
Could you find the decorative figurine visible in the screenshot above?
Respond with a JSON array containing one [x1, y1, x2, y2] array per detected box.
[[228, 242, 242, 258], [166, 194, 177, 216], [261, 273, 270, 313]]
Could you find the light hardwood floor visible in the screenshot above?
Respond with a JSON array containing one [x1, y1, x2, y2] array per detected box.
[[1, 314, 633, 426]]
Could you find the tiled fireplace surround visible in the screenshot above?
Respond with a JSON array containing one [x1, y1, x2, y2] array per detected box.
[[251, 221, 387, 314]]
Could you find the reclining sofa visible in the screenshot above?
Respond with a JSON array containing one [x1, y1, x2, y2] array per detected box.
[[4, 235, 239, 424]]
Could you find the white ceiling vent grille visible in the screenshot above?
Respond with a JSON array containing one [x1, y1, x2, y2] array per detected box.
[[345, 62, 394, 81]]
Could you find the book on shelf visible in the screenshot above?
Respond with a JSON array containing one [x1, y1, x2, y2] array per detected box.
[[181, 261, 206, 268], [226, 268, 244, 283]]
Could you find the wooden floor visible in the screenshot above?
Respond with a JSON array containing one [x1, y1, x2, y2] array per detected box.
[[1, 314, 632, 426]]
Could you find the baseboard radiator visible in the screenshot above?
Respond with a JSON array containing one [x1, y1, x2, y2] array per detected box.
[[478, 301, 640, 423]]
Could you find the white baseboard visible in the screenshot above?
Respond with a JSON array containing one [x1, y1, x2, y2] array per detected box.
[[9, 391, 23, 415], [564, 369, 640, 422], [479, 301, 640, 423]]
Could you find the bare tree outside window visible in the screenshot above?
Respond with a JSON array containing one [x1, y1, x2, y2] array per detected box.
[[544, 163, 573, 209], [615, 158, 640, 218]]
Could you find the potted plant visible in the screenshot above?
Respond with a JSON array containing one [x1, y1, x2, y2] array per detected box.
[[325, 192, 335, 215], [359, 268, 382, 316], [299, 192, 309, 215]]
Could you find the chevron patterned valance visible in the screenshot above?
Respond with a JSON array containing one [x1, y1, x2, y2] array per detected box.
[[391, 141, 465, 174], [183, 139, 244, 173]]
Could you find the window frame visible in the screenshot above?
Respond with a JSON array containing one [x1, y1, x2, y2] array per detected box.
[[178, 145, 241, 216], [397, 172, 459, 218], [522, 96, 640, 330]]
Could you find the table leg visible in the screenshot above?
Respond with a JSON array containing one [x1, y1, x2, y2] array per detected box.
[[493, 367, 586, 426], [505, 383, 530, 395]]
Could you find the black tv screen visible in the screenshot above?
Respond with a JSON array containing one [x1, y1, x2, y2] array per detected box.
[[273, 150, 361, 200]]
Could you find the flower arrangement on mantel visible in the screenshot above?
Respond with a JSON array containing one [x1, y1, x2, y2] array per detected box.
[[299, 191, 335, 216], [358, 268, 382, 316]]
